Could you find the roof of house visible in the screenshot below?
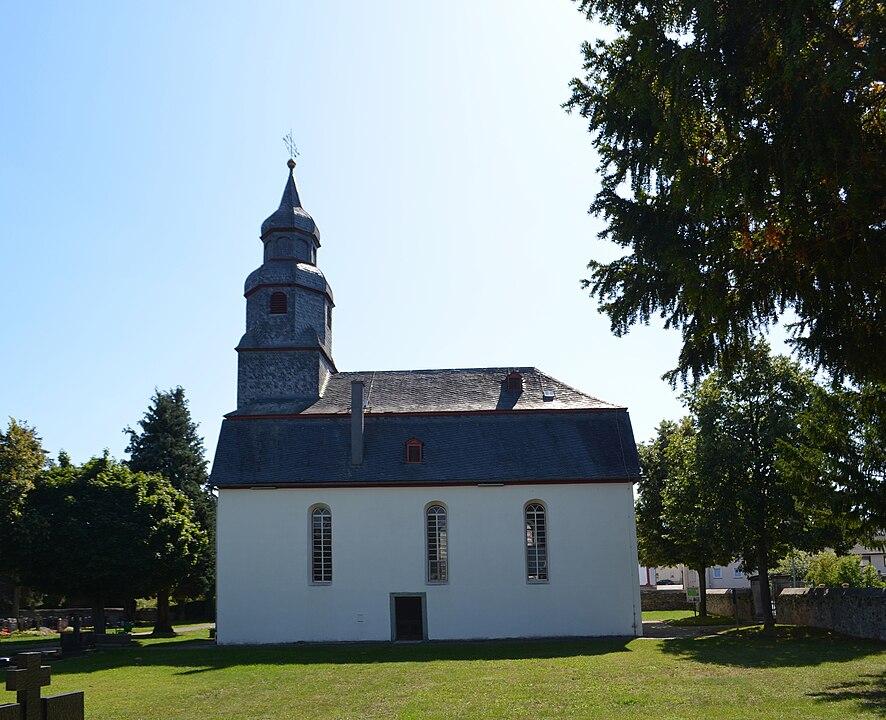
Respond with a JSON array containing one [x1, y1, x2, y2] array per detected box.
[[211, 367, 639, 487]]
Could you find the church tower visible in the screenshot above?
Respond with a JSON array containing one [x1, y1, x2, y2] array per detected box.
[[236, 160, 335, 412]]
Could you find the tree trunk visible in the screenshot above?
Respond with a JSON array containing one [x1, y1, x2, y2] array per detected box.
[[758, 547, 775, 630], [153, 590, 174, 635], [12, 584, 21, 626], [91, 599, 106, 634], [696, 566, 708, 617]]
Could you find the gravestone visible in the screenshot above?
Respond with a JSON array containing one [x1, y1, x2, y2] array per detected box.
[[59, 618, 94, 656], [0, 653, 84, 720]]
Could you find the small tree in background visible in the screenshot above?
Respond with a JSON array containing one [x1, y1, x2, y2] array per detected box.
[[636, 418, 733, 616], [22, 454, 206, 633], [784, 381, 886, 545], [689, 343, 847, 629], [125, 387, 215, 633], [0, 419, 47, 619]]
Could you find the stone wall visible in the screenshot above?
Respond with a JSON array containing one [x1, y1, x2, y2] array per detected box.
[[640, 588, 692, 611], [706, 588, 755, 621], [776, 587, 886, 642]]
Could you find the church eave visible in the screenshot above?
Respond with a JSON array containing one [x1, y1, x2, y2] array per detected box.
[[216, 476, 638, 490]]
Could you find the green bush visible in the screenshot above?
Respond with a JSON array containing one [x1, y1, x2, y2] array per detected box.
[[805, 551, 885, 588]]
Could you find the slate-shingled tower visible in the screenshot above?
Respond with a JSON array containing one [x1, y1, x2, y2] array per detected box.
[[211, 161, 643, 645], [237, 158, 335, 411]]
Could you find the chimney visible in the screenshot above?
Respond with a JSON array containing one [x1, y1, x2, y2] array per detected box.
[[350, 380, 365, 465]]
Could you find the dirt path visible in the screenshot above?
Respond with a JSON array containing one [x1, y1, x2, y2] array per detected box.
[[640, 620, 732, 639]]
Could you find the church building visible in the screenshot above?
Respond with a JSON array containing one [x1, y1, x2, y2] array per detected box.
[[210, 161, 643, 643]]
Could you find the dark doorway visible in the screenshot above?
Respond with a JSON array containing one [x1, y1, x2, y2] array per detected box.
[[392, 595, 425, 641]]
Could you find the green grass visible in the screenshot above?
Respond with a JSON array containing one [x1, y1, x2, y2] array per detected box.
[[4, 628, 882, 719]]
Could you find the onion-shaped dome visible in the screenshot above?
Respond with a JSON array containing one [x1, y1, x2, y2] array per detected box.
[[260, 159, 321, 244]]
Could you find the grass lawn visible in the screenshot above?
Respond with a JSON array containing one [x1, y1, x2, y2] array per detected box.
[[4, 627, 882, 719]]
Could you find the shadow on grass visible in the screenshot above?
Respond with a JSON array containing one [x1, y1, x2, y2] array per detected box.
[[809, 671, 886, 718], [48, 636, 634, 675], [0, 638, 60, 654], [660, 626, 885, 669]]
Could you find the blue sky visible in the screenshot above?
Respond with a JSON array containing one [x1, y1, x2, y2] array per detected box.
[[1, 1, 788, 466]]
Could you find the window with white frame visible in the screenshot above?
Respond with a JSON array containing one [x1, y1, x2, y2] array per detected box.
[[734, 568, 744, 578], [311, 506, 332, 583], [525, 502, 548, 582], [712, 566, 722, 579], [426, 504, 448, 583]]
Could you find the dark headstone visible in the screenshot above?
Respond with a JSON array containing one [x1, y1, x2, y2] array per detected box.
[[2, 653, 84, 720], [43, 692, 84, 720], [0, 703, 21, 720], [6, 653, 49, 720]]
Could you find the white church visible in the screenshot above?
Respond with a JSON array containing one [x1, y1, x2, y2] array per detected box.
[[210, 161, 643, 643]]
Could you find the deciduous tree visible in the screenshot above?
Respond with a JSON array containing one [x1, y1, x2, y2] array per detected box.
[[22, 455, 206, 634], [0, 419, 47, 618], [688, 343, 846, 628], [566, 0, 886, 385], [637, 418, 733, 616]]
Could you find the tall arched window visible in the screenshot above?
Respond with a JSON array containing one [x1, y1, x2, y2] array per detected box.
[[270, 291, 288, 314], [311, 506, 332, 583], [525, 502, 548, 582], [426, 504, 448, 583]]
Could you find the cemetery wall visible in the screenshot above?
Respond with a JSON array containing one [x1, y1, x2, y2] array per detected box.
[[640, 588, 692, 611], [217, 483, 642, 643], [705, 588, 755, 621], [776, 587, 886, 641]]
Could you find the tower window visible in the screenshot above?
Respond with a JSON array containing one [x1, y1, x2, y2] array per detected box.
[[406, 439, 423, 464], [270, 292, 288, 314], [326, 303, 332, 328]]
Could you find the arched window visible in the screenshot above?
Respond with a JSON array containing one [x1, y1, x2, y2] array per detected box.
[[269, 291, 288, 314], [426, 504, 448, 583], [525, 502, 548, 582], [406, 439, 423, 464], [311, 506, 332, 583]]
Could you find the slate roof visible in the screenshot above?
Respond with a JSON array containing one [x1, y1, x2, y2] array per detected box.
[[211, 367, 639, 487], [210, 411, 639, 487], [231, 367, 621, 417], [260, 164, 320, 242]]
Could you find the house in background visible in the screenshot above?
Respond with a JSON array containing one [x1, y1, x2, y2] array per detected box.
[[850, 540, 886, 579], [210, 161, 644, 644], [705, 560, 751, 589]]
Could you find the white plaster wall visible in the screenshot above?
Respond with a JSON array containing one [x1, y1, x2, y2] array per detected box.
[[216, 483, 641, 644]]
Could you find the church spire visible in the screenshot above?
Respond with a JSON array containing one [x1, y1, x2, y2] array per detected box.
[[260, 160, 320, 244], [236, 160, 335, 412]]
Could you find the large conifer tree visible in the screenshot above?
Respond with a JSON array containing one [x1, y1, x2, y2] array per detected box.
[[125, 387, 215, 633], [566, 0, 886, 385]]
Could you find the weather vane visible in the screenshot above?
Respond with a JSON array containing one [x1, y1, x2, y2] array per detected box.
[[283, 130, 300, 162]]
